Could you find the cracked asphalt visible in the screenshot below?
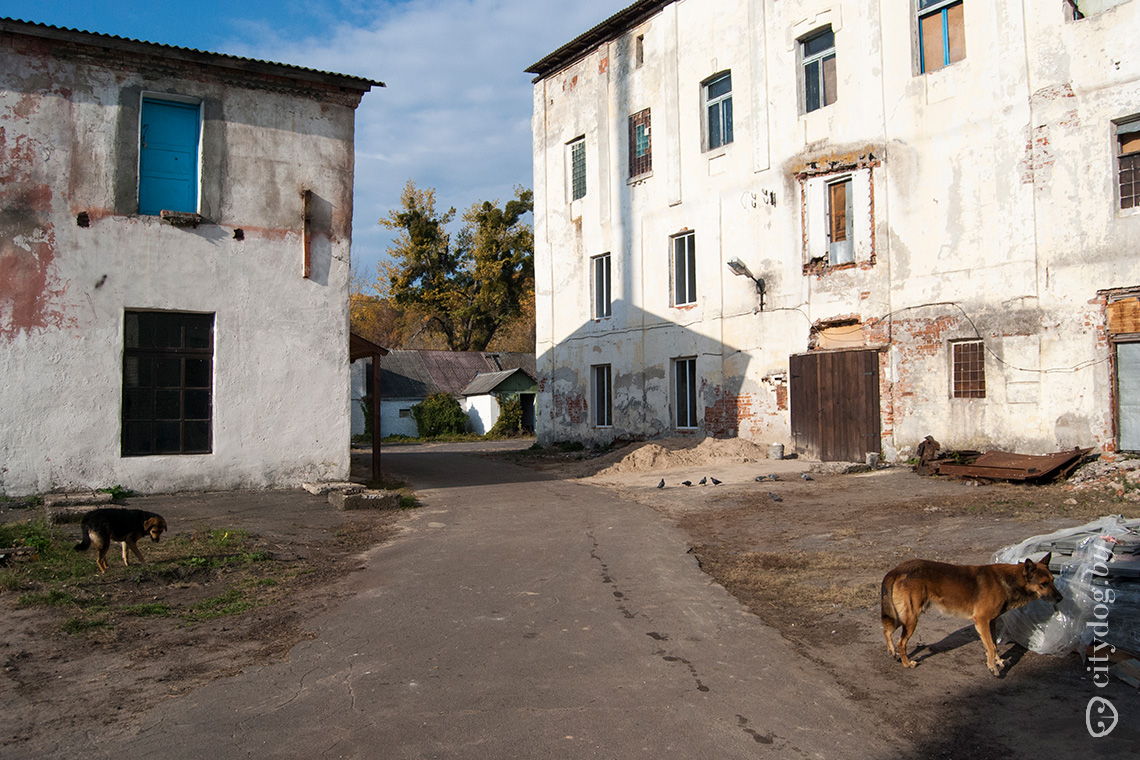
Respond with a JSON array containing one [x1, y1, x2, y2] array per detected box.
[[81, 443, 910, 758]]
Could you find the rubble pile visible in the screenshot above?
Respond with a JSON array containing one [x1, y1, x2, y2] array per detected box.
[[1066, 458, 1140, 499]]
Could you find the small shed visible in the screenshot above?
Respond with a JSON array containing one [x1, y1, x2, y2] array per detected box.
[[462, 368, 538, 435]]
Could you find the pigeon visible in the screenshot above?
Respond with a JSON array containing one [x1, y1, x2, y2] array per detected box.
[[710, 477, 722, 486], [698, 477, 707, 485], [656, 479, 665, 489], [769, 492, 783, 502], [768, 474, 780, 481], [754, 475, 766, 482], [682, 480, 692, 487], [801, 473, 813, 481]]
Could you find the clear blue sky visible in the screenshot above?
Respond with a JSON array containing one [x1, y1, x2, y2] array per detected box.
[[0, 0, 627, 285]]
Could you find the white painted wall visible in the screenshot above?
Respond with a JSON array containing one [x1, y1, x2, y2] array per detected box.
[[464, 395, 501, 436], [379, 399, 420, 439], [0, 29, 367, 494], [533, 0, 1140, 458]]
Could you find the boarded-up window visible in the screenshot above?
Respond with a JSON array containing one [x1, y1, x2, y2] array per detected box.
[[138, 98, 200, 215], [629, 109, 652, 177], [952, 340, 986, 398], [1119, 120, 1140, 210], [918, 0, 966, 74]]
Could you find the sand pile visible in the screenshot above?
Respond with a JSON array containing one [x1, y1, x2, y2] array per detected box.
[[595, 437, 771, 476]]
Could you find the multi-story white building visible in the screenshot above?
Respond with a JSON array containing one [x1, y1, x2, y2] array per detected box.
[[0, 19, 381, 494], [528, 0, 1140, 461]]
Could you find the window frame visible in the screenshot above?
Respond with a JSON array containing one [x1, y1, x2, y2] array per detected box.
[[826, 176, 854, 265], [568, 136, 587, 202], [591, 252, 612, 320], [1117, 118, 1140, 211], [629, 108, 652, 178], [800, 28, 837, 114], [703, 71, 733, 151], [917, 0, 966, 74], [121, 310, 215, 457], [671, 231, 697, 307], [592, 364, 613, 428], [673, 357, 698, 430], [951, 339, 986, 399], [137, 95, 203, 216]]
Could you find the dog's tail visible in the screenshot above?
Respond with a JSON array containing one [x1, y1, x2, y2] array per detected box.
[[74, 530, 91, 552], [880, 572, 900, 629]]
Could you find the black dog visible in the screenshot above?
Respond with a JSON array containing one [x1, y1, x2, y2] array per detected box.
[[75, 508, 167, 573]]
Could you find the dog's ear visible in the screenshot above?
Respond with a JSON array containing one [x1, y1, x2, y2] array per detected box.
[[1040, 552, 1052, 569], [1023, 558, 1035, 577]]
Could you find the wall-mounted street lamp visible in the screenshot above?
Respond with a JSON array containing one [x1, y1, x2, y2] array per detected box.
[[727, 257, 766, 310]]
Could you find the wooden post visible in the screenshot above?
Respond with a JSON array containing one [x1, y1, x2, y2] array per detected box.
[[371, 354, 381, 484]]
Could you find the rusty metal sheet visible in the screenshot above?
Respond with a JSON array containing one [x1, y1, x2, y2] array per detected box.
[[936, 448, 1092, 482]]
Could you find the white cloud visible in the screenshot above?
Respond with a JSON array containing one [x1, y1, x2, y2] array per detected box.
[[224, 0, 626, 280]]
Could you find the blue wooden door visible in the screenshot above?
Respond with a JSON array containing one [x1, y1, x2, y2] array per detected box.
[[139, 99, 199, 215]]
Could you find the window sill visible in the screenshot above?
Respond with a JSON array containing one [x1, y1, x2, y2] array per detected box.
[[628, 171, 654, 186], [703, 144, 731, 158], [159, 210, 204, 228]]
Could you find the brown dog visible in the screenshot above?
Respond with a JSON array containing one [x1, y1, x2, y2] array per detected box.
[[74, 508, 167, 573], [880, 554, 1062, 676]]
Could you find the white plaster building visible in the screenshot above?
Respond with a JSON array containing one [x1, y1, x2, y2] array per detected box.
[[528, 0, 1140, 461], [0, 19, 381, 494]]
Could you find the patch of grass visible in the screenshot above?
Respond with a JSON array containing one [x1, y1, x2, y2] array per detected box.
[[121, 602, 172, 617], [208, 528, 249, 549], [184, 588, 255, 621], [0, 493, 42, 508], [0, 519, 52, 553], [61, 616, 109, 635], [17, 589, 79, 607], [96, 484, 135, 500], [399, 495, 418, 510]]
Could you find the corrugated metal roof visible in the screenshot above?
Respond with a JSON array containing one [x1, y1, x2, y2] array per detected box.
[[461, 368, 536, 397], [525, 0, 674, 81], [379, 350, 536, 399], [0, 17, 384, 91]]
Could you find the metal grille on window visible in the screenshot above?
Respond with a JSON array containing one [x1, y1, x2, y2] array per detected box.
[[801, 29, 836, 113], [570, 138, 586, 201], [953, 340, 986, 399], [122, 311, 214, 456], [705, 72, 733, 149], [629, 109, 652, 177]]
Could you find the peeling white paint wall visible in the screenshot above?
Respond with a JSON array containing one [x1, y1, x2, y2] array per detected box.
[[0, 25, 372, 494], [532, 0, 1140, 458]]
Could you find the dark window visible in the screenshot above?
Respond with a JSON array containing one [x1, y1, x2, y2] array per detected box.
[[1119, 120, 1140, 210], [122, 311, 214, 456], [138, 98, 200, 215], [629, 108, 652, 177], [918, 0, 965, 74], [704, 72, 733, 150], [593, 364, 613, 428], [952, 340, 986, 398], [674, 357, 698, 429], [592, 253, 612, 319], [801, 28, 837, 113], [672, 232, 697, 306]]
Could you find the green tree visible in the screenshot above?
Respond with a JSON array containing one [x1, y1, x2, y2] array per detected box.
[[381, 181, 533, 352]]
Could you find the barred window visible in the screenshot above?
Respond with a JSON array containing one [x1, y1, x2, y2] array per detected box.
[[629, 108, 652, 177], [569, 137, 586, 201], [122, 310, 214, 455], [952, 340, 986, 398]]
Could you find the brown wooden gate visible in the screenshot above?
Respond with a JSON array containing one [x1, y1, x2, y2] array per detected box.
[[789, 350, 881, 462]]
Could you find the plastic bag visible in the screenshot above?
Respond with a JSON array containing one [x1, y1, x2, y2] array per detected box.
[[992, 516, 1139, 656]]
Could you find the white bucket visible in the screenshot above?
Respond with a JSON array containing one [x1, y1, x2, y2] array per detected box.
[[768, 443, 784, 460]]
